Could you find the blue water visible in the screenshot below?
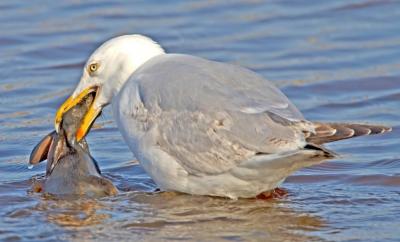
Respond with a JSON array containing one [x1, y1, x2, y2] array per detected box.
[[0, 1, 399, 241]]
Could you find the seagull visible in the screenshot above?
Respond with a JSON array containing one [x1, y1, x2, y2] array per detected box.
[[55, 35, 391, 199]]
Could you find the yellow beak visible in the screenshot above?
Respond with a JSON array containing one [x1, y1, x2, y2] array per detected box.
[[54, 86, 100, 141]]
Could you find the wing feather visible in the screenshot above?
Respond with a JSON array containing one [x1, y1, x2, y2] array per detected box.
[[126, 54, 311, 175]]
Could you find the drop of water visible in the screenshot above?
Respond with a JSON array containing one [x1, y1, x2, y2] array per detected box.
[[27, 164, 34, 170]]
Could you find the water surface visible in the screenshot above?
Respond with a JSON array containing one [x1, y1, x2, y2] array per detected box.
[[0, 1, 399, 241]]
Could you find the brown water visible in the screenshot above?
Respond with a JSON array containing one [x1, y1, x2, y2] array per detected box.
[[1, 1, 399, 241]]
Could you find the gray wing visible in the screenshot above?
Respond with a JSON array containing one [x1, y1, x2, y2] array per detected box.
[[131, 54, 313, 175]]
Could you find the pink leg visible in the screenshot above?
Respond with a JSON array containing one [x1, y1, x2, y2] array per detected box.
[[256, 188, 288, 200]]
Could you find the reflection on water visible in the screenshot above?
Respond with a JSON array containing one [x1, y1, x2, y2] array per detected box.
[[38, 198, 110, 227], [9, 184, 326, 241], [0, 0, 399, 241]]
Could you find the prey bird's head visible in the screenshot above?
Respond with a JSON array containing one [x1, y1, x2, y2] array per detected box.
[[55, 35, 165, 141]]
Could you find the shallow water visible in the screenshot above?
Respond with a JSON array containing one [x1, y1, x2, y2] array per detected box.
[[0, 0, 399, 241]]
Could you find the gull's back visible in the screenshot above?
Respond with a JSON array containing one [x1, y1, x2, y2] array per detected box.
[[114, 53, 390, 199]]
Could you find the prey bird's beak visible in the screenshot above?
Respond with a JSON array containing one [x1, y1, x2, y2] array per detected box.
[[55, 86, 100, 142]]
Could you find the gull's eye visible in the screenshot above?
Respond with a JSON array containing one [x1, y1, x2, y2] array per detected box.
[[88, 63, 99, 75]]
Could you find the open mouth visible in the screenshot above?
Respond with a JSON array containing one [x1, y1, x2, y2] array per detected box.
[[61, 90, 96, 135], [78, 90, 100, 138], [55, 85, 101, 141]]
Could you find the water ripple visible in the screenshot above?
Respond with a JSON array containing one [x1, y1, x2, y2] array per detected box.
[[0, 0, 399, 241]]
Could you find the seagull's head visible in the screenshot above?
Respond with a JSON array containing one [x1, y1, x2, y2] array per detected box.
[[55, 35, 165, 141]]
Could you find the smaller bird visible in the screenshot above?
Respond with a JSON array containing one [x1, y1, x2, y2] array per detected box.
[[30, 93, 117, 197], [54, 35, 391, 199]]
